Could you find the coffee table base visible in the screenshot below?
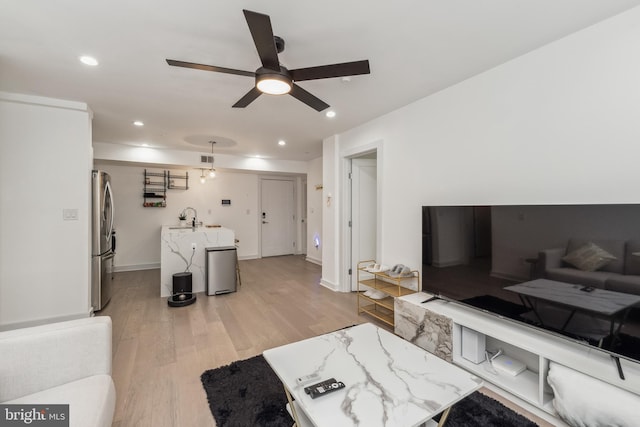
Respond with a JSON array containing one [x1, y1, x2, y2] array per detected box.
[[282, 384, 453, 427]]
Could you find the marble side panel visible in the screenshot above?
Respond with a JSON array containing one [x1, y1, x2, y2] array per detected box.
[[160, 226, 235, 297], [395, 298, 453, 362]]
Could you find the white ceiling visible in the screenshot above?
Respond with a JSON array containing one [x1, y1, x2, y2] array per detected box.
[[2, 1, 639, 161]]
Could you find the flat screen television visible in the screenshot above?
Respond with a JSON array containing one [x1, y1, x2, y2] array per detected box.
[[421, 204, 640, 365]]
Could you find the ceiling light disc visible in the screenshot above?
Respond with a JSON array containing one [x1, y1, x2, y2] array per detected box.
[[256, 68, 292, 95], [79, 55, 98, 66]]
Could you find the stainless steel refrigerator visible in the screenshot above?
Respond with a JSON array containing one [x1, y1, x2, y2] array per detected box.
[[91, 170, 115, 311]]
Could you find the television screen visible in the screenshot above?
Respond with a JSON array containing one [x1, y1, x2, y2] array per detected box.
[[421, 204, 640, 363]]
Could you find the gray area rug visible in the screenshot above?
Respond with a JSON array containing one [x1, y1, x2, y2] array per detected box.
[[201, 354, 539, 427]]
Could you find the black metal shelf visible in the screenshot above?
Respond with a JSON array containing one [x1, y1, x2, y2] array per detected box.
[[143, 169, 167, 207], [143, 169, 190, 207], [167, 172, 189, 190]]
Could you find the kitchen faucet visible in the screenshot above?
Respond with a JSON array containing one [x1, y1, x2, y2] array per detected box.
[[181, 207, 199, 227]]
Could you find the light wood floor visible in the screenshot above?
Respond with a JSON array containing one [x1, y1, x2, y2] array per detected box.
[[99, 255, 552, 427]]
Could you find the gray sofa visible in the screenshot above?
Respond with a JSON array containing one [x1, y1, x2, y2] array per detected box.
[[539, 238, 640, 295]]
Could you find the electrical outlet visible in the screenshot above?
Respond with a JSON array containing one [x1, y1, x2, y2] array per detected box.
[[191, 243, 197, 250], [63, 208, 78, 221]]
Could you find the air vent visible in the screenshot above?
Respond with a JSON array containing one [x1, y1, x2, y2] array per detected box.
[[201, 155, 214, 163]]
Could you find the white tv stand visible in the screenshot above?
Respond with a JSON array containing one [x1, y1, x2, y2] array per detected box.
[[394, 292, 640, 424]]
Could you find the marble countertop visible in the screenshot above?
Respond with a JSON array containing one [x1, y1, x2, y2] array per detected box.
[[263, 323, 482, 427], [160, 225, 235, 297]]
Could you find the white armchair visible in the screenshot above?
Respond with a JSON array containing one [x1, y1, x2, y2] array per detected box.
[[0, 316, 115, 427]]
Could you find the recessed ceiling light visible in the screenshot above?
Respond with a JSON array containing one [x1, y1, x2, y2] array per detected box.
[[326, 110, 336, 118], [278, 140, 286, 146], [79, 55, 98, 66], [254, 155, 261, 158], [141, 143, 149, 147], [133, 120, 144, 127]]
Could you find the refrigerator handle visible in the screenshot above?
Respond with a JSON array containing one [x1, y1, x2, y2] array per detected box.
[[104, 180, 115, 239]]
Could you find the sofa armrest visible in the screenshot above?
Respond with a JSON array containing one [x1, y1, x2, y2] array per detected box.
[[539, 247, 565, 270], [0, 316, 112, 402]]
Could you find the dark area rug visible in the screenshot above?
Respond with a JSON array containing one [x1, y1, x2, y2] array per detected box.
[[201, 354, 538, 427], [436, 391, 538, 427], [461, 295, 529, 319], [201, 355, 290, 427]]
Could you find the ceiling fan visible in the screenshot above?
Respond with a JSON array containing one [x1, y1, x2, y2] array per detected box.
[[166, 9, 370, 112]]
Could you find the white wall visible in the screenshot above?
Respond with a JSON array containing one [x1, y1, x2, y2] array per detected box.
[[0, 92, 93, 328], [321, 136, 340, 290], [325, 6, 640, 291], [94, 162, 262, 268], [94, 142, 309, 175], [306, 157, 323, 264]]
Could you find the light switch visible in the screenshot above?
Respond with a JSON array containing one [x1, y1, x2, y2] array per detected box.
[[63, 208, 78, 221]]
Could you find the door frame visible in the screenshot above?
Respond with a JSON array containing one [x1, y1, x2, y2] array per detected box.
[[299, 177, 307, 255], [340, 140, 383, 293], [350, 158, 377, 291], [258, 175, 299, 258]]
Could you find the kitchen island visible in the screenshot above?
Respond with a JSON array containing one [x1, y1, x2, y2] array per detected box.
[[160, 225, 235, 297]]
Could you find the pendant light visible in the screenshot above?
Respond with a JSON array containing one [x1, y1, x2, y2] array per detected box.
[[208, 141, 217, 178], [199, 168, 207, 184]]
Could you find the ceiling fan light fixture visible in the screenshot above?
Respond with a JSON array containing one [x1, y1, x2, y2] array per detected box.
[[256, 73, 291, 95]]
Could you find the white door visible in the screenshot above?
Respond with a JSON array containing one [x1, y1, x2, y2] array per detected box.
[[301, 178, 307, 255], [351, 158, 377, 290], [261, 179, 295, 257]]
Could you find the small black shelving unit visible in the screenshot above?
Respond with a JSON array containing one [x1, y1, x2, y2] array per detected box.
[[167, 171, 189, 190], [143, 169, 167, 207]]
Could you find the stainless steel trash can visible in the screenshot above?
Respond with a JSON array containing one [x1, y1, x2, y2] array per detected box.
[[206, 246, 237, 295]]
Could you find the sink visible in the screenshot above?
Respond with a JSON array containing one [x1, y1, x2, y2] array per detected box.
[[168, 226, 194, 230]]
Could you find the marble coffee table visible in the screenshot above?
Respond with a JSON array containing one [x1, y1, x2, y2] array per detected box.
[[263, 322, 482, 427], [505, 278, 640, 346]]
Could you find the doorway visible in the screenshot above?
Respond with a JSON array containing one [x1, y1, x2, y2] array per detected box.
[[260, 178, 295, 257], [349, 155, 378, 291]]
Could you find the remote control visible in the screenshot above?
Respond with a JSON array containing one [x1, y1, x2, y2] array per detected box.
[[296, 373, 321, 385], [306, 379, 345, 399], [304, 378, 335, 394]]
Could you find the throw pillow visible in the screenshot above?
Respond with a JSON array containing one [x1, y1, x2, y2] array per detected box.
[[562, 242, 616, 272]]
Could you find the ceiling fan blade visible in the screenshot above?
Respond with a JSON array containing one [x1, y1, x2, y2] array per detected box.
[[243, 10, 280, 71], [166, 59, 255, 77], [290, 60, 370, 82], [289, 84, 330, 112], [232, 87, 262, 108]]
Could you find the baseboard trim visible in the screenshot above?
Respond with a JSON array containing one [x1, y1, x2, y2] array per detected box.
[[320, 278, 338, 291], [0, 311, 92, 332], [490, 270, 528, 282], [432, 259, 465, 268], [305, 256, 322, 266], [238, 254, 259, 260], [114, 263, 160, 272]]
